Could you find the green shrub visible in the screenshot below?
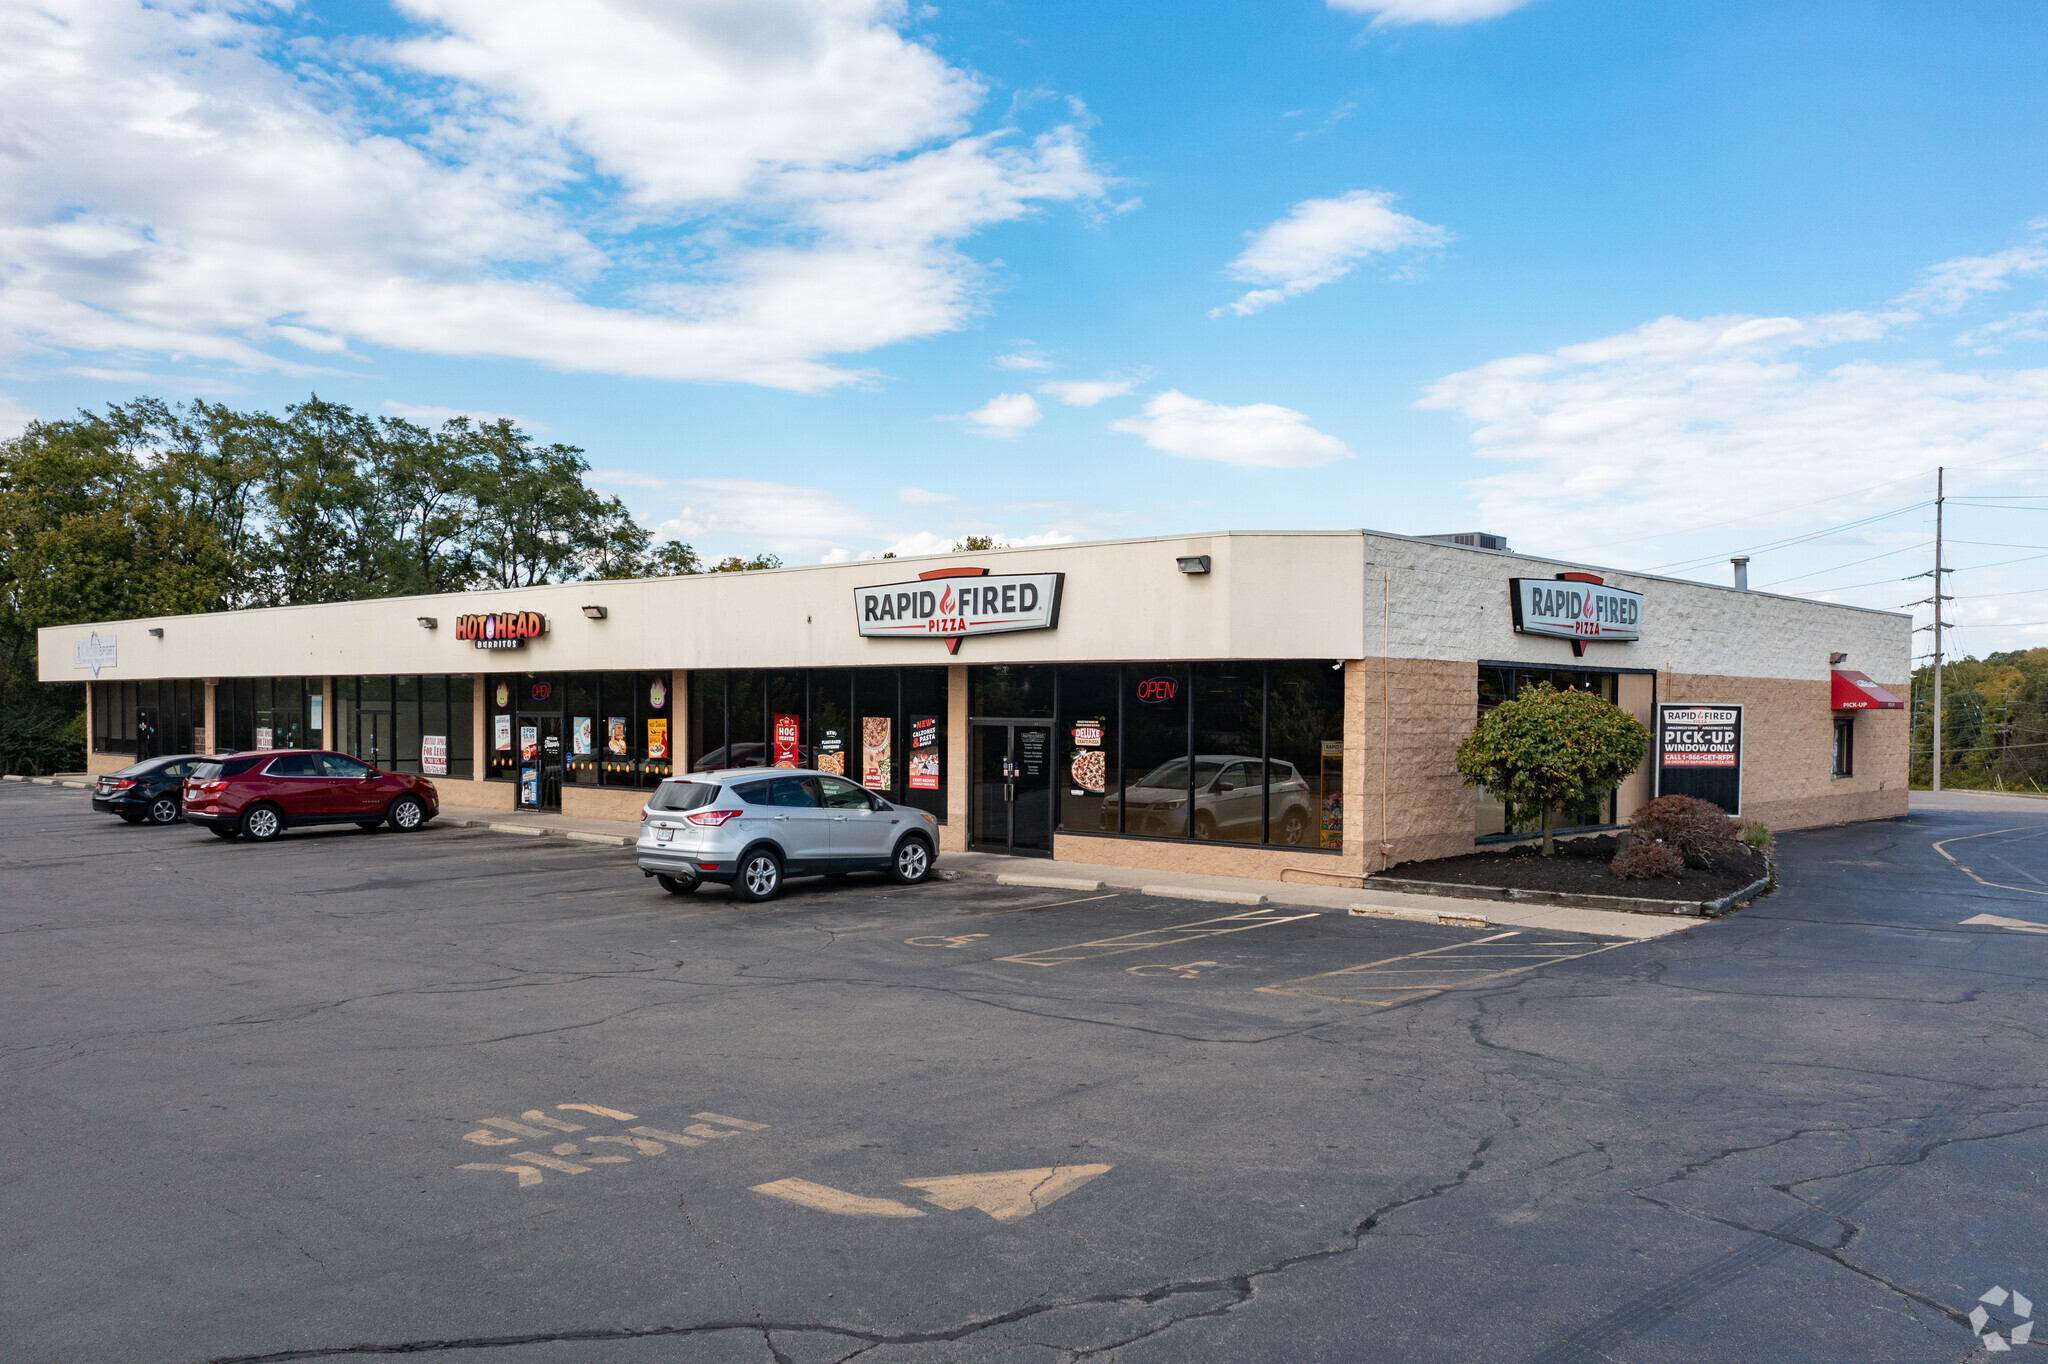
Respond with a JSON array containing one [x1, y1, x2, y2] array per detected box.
[[1456, 682, 1650, 856], [1739, 819, 1772, 849]]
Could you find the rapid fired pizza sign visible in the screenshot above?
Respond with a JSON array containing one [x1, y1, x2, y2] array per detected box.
[[854, 571, 1063, 654], [1509, 576, 1642, 649]]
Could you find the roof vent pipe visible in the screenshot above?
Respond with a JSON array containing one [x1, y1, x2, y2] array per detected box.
[[1731, 556, 1750, 591]]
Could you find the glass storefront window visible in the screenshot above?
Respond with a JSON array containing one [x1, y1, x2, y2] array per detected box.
[[1266, 661, 1343, 850], [724, 671, 766, 769], [1194, 662, 1264, 844], [971, 664, 1054, 719], [855, 669, 898, 797], [1057, 664, 1119, 834], [809, 669, 851, 779], [565, 673, 601, 785], [899, 666, 947, 821], [1120, 663, 1191, 838], [688, 671, 723, 773]]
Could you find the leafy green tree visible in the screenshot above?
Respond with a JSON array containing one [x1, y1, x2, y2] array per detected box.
[[458, 419, 645, 588], [708, 552, 783, 573], [646, 540, 703, 576], [1455, 682, 1650, 855]]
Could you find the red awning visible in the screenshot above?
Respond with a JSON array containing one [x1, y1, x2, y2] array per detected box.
[[1831, 670, 1903, 710]]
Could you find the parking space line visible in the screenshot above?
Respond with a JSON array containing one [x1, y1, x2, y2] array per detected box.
[[1256, 931, 1630, 1006], [996, 906, 1319, 967]]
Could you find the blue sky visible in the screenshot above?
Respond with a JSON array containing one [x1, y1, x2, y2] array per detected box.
[[5, 0, 2048, 659]]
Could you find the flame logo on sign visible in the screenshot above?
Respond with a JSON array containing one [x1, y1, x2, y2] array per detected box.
[[939, 585, 955, 615]]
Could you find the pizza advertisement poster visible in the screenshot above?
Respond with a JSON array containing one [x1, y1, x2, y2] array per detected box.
[[908, 716, 939, 789], [862, 716, 891, 790], [773, 713, 801, 768], [647, 718, 668, 760], [817, 729, 845, 776]]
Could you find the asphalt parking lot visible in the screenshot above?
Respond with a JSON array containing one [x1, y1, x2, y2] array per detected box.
[[4, 783, 2047, 1362]]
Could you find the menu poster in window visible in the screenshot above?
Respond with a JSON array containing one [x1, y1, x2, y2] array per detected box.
[[520, 767, 539, 808], [520, 725, 538, 761], [817, 729, 845, 776], [861, 716, 891, 790], [423, 735, 448, 776], [606, 717, 628, 757], [908, 715, 939, 789], [648, 718, 669, 761], [1069, 718, 1106, 795], [494, 713, 513, 751], [255, 727, 273, 751], [572, 717, 593, 756], [773, 713, 800, 768], [1018, 726, 1047, 780], [1656, 703, 1743, 816]]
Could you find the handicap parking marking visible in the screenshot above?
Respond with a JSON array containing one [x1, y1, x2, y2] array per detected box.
[[1125, 960, 1219, 979], [1256, 930, 1631, 1006], [996, 905, 1320, 967], [456, 1104, 769, 1189], [905, 933, 991, 948]]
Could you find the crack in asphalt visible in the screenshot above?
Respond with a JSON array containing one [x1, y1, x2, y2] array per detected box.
[[197, 1139, 1499, 1364]]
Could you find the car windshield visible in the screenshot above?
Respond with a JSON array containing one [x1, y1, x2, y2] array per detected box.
[[651, 780, 719, 812]]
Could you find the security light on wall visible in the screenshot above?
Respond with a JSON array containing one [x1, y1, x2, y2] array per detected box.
[[147, 627, 164, 637], [582, 605, 609, 620], [1176, 555, 1212, 574], [1830, 652, 1848, 664], [417, 616, 437, 629]]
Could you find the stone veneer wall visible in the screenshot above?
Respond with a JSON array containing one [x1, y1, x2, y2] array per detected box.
[[1661, 672, 1908, 830]]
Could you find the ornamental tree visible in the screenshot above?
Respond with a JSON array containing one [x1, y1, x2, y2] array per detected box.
[[1455, 682, 1650, 855]]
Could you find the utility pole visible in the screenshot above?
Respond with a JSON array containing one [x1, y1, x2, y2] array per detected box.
[[1932, 467, 1946, 792]]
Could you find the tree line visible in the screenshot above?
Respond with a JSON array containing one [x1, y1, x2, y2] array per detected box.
[[1911, 648, 2048, 791], [0, 395, 778, 772]]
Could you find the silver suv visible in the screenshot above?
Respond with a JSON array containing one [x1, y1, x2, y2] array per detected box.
[[636, 767, 940, 902]]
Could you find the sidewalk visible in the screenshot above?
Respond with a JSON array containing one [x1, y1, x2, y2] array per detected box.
[[430, 801, 1696, 940]]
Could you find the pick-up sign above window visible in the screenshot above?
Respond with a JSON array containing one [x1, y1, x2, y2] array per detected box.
[[854, 571, 1063, 655]]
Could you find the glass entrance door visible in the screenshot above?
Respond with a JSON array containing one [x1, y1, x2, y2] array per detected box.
[[969, 722, 1054, 856], [538, 716, 564, 811], [357, 711, 388, 768]]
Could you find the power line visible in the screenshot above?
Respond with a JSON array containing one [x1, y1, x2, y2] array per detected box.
[[1757, 540, 1932, 590], [1648, 500, 1933, 574]]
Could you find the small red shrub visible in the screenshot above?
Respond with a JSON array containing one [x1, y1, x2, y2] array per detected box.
[[1629, 795, 1738, 869], [1611, 839, 1686, 880]]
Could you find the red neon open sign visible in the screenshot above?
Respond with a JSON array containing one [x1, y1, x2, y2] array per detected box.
[[1135, 676, 1178, 704]]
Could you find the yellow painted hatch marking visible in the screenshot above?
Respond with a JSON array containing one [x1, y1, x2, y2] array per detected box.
[[998, 906, 1319, 967], [1125, 961, 1218, 979], [1935, 826, 2048, 899], [751, 1178, 927, 1218], [1257, 931, 1630, 1005]]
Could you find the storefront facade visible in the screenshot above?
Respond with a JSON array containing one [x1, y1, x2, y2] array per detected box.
[[44, 530, 1911, 883]]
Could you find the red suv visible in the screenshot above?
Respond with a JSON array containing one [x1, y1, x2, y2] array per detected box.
[[183, 750, 439, 842]]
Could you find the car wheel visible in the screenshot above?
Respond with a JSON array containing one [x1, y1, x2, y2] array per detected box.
[[148, 795, 181, 825], [656, 873, 699, 895], [734, 848, 783, 903], [1192, 811, 1216, 840], [241, 804, 284, 842], [209, 826, 240, 839], [889, 837, 932, 885], [1280, 806, 1309, 846], [387, 795, 427, 832]]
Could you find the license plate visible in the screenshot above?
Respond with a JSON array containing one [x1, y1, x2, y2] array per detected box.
[[656, 827, 673, 843]]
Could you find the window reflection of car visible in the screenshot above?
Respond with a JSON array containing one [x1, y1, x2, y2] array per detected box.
[[1099, 754, 1317, 844], [691, 742, 817, 772]]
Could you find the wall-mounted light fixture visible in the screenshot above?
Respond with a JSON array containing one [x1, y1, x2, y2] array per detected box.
[[417, 616, 438, 629], [1829, 651, 1848, 664], [147, 627, 164, 638], [1176, 555, 1212, 575], [582, 605, 609, 620]]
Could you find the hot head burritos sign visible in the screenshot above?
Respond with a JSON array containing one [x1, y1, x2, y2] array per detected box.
[[854, 571, 1063, 654], [1509, 576, 1642, 652]]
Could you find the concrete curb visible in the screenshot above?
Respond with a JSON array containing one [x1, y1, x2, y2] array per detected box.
[[1141, 884, 1269, 907], [1349, 904, 1491, 929], [1369, 853, 1777, 919], [486, 822, 545, 837], [564, 830, 631, 847], [995, 873, 1106, 892]]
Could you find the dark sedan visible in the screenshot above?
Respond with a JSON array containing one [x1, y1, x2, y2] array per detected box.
[[92, 756, 206, 825]]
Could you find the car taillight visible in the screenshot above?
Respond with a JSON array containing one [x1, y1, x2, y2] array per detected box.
[[106, 779, 136, 791], [640, 808, 649, 823], [190, 779, 228, 794], [685, 808, 744, 827]]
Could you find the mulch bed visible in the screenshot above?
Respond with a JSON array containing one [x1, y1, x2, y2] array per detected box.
[[1376, 834, 1770, 901]]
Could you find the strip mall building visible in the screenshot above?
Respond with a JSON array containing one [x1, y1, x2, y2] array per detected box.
[[40, 530, 1910, 884]]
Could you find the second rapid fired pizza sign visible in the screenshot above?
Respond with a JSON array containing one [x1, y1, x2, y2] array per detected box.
[[854, 572, 1063, 653]]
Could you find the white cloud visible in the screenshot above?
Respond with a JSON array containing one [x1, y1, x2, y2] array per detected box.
[[645, 476, 876, 558], [1213, 190, 1447, 317], [896, 486, 954, 504], [1327, 0, 1540, 25], [1039, 376, 1138, 407], [994, 344, 1055, 371], [67, 368, 243, 396], [1420, 309, 2048, 552], [958, 392, 1042, 439], [1899, 220, 2048, 312], [0, 393, 35, 439], [0, 0, 1105, 392], [1110, 390, 1352, 468]]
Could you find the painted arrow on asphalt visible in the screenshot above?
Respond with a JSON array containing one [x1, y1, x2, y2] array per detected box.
[[751, 1163, 1113, 1221], [1961, 913, 2048, 935]]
